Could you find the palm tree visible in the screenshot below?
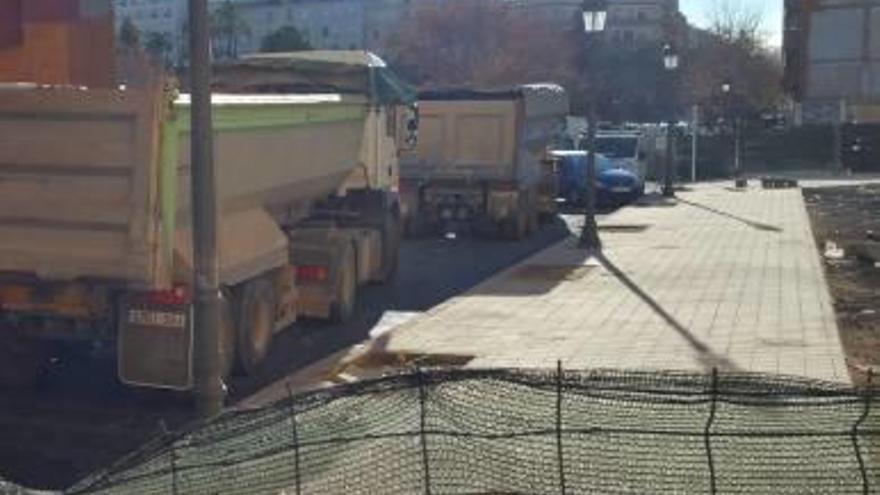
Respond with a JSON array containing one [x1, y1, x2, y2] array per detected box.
[[261, 26, 312, 53], [145, 31, 174, 68], [119, 17, 141, 48], [212, 1, 251, 59]]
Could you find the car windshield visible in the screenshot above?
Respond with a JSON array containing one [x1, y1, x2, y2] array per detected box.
[[594, 137, 638, 158]]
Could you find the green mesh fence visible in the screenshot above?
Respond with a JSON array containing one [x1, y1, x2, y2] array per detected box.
[[67, 368, 880, 495]]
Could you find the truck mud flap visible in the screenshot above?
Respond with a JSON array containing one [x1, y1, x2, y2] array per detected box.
[[118, 300, 193, 391]]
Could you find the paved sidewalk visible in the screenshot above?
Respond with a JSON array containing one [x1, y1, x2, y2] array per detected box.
[[379, 184, 849, 382]]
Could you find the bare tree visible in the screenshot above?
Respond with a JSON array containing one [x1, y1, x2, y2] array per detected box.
[[684, 0, 783, 122], [709, 0, 766, 49], [388, 0, 578, 90]]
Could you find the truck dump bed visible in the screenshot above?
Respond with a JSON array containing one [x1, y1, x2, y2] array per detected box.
[[401, 84, 568, 185], [0, 85, 164, 285], [0, 85, 371, 289], [0, 51, 413, 290]]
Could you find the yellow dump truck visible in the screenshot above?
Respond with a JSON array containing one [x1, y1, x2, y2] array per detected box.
[[0, 51, 417, 389], [399, 85, 568, 239]]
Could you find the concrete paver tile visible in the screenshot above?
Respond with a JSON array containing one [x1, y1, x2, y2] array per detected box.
[[383, 184, 849, 383]]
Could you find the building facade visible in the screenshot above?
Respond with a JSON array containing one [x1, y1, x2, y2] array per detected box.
[[605, 0, 679, 47], [114, 0, 188, 63], [784, 0, 880, 123], [115, 0, 682, 65], [512, 0, 681, 46], [1, 0, 115, 87]]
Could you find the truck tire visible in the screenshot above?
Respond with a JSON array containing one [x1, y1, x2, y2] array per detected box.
[[233, 278, 276, 376], [0, 335, 46, 389], [502, 195, 529, 241], [218, 291, 236, 379], [330, 244, 358, 323], [526, 194, 539, 236], [376, 210, 401, 283]]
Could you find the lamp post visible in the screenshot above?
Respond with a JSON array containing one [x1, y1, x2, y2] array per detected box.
[[721, 80, 742, 181], [662, 44, 679, 198], [578, 0, 607, 250]]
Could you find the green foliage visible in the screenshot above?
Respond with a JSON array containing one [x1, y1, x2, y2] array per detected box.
[[119, 17, 140, 48], [260, 26, 312, 53], [211, 1, 251, 59], [144, 32, 173, 68]]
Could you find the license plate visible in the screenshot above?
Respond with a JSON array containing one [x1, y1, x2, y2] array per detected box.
[[611, 187, 632, 193], [127, 309, 187, 329]]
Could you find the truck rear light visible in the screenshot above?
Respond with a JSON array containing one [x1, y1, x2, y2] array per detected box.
[[495, 181, 518, 192], [296, 265, 329, 282], [141, 285, 190, 306]]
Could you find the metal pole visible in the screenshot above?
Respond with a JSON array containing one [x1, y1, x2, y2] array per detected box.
[[691, 104, 699, 183], [579, 103, 601, 250], [734, 118, 742, 178], [833, 98, 845, 174], [189, 0, 225, 418], [663, 120, 675, 197]]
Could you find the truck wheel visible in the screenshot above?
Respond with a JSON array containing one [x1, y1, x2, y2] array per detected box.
[[526, 195, 539, 236], [504, 194, 530, 241], [218, 291, 235, 379], [0, 335, 46, 388], [233, 278, 276, 376], [377, 211, 401, 283], [330, 244, 357, 323], [502, 209, 528, 241]]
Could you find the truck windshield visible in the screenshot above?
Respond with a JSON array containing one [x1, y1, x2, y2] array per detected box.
[[594, 137, 638, 159]]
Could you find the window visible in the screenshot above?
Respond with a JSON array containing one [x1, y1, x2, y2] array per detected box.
[[636, 10, 646, 21], [623, 30, 634, 44], [322, 26, 329, 38]]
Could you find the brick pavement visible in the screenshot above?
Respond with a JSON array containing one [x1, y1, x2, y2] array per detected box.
[[380, 184, 850, 382]]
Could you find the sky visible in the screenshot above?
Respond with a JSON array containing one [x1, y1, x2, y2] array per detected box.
[[679, 0, 784, 46]]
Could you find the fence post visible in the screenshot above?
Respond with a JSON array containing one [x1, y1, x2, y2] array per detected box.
[[160, 420, 179, 495], [556, 361, 567, 495], [853, 371, 874, 495], [705, 369, 718, 495], [416, 366, 432, 495], [286, 384, 303, 495]]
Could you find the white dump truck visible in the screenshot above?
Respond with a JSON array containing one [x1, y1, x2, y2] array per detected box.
[[399, 85, 568, 239], [0, 51, 417, 389]]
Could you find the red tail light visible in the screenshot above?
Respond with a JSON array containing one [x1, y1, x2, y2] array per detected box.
[[296, 265, 329, 283], [494, 181, 518, 192], [141, 285, 190, 306]]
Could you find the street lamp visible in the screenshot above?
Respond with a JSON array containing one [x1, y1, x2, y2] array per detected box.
[[582, 0, 607, 33], [721, 80, 742, 182], [578, 0, 607, 250], [662, 44, 679, 197], [663, 44, 679, 71]]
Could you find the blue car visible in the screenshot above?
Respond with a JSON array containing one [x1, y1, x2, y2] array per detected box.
[[552, 150, 644, 206]]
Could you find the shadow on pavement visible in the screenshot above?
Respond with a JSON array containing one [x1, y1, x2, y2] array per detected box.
[[230, 216, 572, 397], [596, 251, 742, 373], [678, 197, 783, 233]]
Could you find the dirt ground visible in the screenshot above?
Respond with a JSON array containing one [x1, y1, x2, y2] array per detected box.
[[804, 184, 880, 386]]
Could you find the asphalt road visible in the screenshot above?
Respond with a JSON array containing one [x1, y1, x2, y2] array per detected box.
[[0, 218, 572, 491]]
